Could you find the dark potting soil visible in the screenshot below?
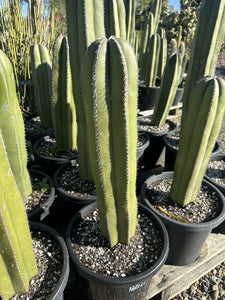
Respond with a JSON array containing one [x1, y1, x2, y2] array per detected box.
[[36, 136, 77, 159], [146, 179, 222, 223], [164, 131, 180, 150], [57, 164, 96, 197], [10, 230, 63, 300], [70, 209, 163, 278], [25, 173, 51, 214], [137, 131, 148, 147], [206, 160, 225, 187], [138, 117, 171, 133], [25, 116, 54, 135]]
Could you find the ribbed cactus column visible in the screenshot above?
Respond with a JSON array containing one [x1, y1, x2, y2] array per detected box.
[[52, 35, 77, 151], [145, 33, 161, 87], [104, 0, 126, 39], [0, 50, 31, 201], [157, 28, 167, 79], [150, 0, 162, 33], [181, 0, 225, 123], [170, 76, 225, 206], [66, 0, 105, 181], [123, 0, 137, 45], [151, 53, 183, 126], [30, 44, 53, 128], [81, 37, 138, 246]]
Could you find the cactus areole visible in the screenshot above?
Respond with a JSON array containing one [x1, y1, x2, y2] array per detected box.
[[81, 37, 138, 247]]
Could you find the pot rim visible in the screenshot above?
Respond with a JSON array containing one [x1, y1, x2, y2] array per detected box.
[[66, 202, 169, 287], [141, 171, 225, 231]]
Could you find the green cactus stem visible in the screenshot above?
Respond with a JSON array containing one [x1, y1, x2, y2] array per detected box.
[[151, 53, 183, 126], [52, 35, 77, 151], [170, 76, 225, 206], [181, 0, 225, 123], [157, 32, 167, 79], [150, 0, 162, 33], [30, 44, 53, 128], [123, 0, 137, 45], [139, 12, 154, 74], [104, 0, 126, 39], [66, 0, 105, 182], [0, 52, 37, 299], [170, 38, 177, 57], [145, 33, 161, 87], [81, 37, 138, 247], [0, 50, 31, 201]]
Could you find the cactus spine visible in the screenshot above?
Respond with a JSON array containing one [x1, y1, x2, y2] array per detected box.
[[181, 0, 225, 123], [0, 50, 37, 299], [145, 33, 161, 87], [30, 44, 53, 128], [170, 76, 225, 206], [0, 50, 31, 201], [52, 35, 77, 151], [151, 53, 183, 126], [81, 37, 138, 246], [104, 0, 126, 39]]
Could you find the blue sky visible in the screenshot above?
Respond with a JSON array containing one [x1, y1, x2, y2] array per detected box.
[[21, 0, 181, 17], [169, 0, 181, 11]]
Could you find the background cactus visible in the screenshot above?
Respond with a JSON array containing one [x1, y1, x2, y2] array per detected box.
[[151, 53, 183, 126], [52, 35, 77, 151], [104, 0, 126, 39], [145, 33, 161, 87], [0, 49, 32, 201], [0, 50, 37, 299], [123, 0, 137, 46], [170, 76, 225, 206], [30, 44, 53, 128], [157, 28, 167, 79], [181, 0, 225, 123], [81, 37, 138, 246]]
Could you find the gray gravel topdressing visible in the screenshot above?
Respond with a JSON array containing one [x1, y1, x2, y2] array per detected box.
[[138, 117, 171, 133], [70, 209, 163, 278], [146, 179, 222, 224]]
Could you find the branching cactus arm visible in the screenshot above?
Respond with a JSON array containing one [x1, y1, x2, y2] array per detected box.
[[81, 37, 138, 246]]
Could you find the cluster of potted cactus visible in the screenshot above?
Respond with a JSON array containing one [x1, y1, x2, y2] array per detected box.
[[1, 0, 225, 299]]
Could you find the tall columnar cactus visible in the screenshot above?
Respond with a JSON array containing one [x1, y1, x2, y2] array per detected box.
[[123, 0, 137, 45], [52, 35, 77, 151], [139, 12, 154, 73], [150, 0, 162, 33], [151, 53, 183, 126], [67, 0, 110, 181], [30, 44, 53, 128], [0, 50, 31, 201], [157, 31, 167, 79], [170, 38, 177, 57], [104, 0, 126, 39], [170, 76, 225, 206], [81, 37, 138, 247], [145, 33, 161, 87], [0, 50, 37, 300], [181, 0, 225, 123]]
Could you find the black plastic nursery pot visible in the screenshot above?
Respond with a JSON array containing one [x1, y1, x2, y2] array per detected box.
[[33, 135, 77, 176], [53, 161, 97, 208], [172, 87, 184, 106], [141, 171, 225, 266], [138, 86, 160, 111], [137, 131, 150, 162], [164, 131, 221, 171], [137, 117, 177, 170], [66, 202, 169, 300], [28, 169, 55, 221], [29, 222, 70, 300]]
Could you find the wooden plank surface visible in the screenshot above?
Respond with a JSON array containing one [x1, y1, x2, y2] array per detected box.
[[147, 233, 225, 300]]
